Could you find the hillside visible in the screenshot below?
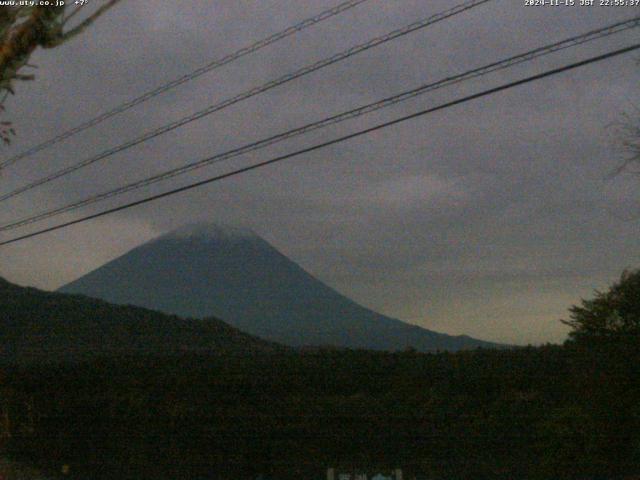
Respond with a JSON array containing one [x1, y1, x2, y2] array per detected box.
[[0, 276, 281, 363], [60, 224, 500, 352]]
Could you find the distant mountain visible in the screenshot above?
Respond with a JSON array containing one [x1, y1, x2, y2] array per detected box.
[[59, 224, 499, 352], [0, 276, 280, 364]]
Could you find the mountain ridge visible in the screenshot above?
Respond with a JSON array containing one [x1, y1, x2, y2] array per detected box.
[[0, 276, 282, 364]]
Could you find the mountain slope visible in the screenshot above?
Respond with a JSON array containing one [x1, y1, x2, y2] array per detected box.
[[0, 276, 281, 363], [60, 224, 500, 351]]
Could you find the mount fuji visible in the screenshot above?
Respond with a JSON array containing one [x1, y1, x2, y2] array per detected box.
[[59, 224, 499, 351]]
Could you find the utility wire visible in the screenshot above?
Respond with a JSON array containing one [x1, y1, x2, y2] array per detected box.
[[0, 0, 492, 202], [1, 17, 638, 233], [0, 0, 372, 170], [1, 43, 637, 247]]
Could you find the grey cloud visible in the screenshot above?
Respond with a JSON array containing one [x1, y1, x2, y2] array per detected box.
[[0, 0, 638, 345]]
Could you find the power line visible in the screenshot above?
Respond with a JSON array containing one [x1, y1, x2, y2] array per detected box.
[[1, 43, 637, 247], [0, 0, 492, 203], [1, 17, 638, 233], [0, 0, 372, 170]]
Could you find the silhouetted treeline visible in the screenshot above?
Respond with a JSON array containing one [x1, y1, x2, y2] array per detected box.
[[1, 270, 638, 479], [1, 342, 638, 480], [0, 276, 283, 363]]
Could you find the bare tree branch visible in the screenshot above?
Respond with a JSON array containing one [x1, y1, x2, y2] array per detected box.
[[610, 110, 640, 177], [62, 5, 85, 26], [0, 1, 122, 145], [49, 0, 121, 47], [0, 1, 121, 93], [0, 6, 65, 95]]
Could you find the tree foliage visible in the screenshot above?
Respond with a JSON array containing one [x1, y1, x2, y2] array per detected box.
[[0, 274, 638, 479], [562, 269, 640, 344], [1, 344, 637, 480], [0, 1, 121, 143]]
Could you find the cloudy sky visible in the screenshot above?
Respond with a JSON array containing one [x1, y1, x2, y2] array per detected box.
[[0, 0, 638, 345]]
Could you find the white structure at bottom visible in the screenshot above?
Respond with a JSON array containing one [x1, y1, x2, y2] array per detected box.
[[327, 468, 403, 480]]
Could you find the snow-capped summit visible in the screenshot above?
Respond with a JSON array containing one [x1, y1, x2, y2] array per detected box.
[[166, 222, 256, 240]]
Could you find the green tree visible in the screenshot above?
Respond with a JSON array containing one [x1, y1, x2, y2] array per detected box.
[[562, 269, 640, 344]]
